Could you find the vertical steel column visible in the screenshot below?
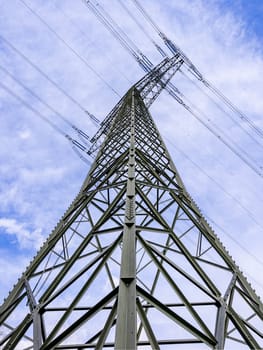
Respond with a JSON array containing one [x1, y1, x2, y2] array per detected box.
[[215, 274, 237, 349], [115, 90, 137, 350], [24, 279, 42, 349]]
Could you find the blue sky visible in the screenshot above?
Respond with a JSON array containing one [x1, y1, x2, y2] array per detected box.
[[220, 0, 263, 42], [0, 0, 263, 308]]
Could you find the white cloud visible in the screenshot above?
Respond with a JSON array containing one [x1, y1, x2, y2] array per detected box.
[[18, 129, 31, 140], [0, 217, 44, 250]]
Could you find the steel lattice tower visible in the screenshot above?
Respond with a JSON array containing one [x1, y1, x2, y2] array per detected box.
[[0, 56, 263, 350]]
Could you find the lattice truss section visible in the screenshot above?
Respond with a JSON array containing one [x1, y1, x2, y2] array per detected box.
[[0, 87, 263, 350], [87, 54, 183, 156]]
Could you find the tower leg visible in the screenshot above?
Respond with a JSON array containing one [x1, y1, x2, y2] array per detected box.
[[115, 91, 137, 349]]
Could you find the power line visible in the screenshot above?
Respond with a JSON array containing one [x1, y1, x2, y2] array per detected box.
[[179, 67, 263, 150], [18, 0, 121, 97], [165, 88, 263, 178], [1, 33, 101, 129], [0, 34, 92, 118], [53, 0, 133, 85], [4, 0, 262, 213], [0, 64, 90, 143], [132, 0, 164, 39], [0, 80, 92, 164], [203, 79, 263, 140], [131, 0, 263, 140], [131, 0, 202, 78], [96, 1, 150, 63], [87, 0, 263, 288], [117, 0, 167, 58], [181, 92, 262, 171], [11, 5, 253, 176], [165, 137, 263, 228], [83, 0, 263, 179], [165, 138, 263, 282], [0, 81, 68, 139], [83, 0, 153, 72]]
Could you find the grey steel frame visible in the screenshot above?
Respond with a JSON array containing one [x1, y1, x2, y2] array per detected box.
[[0, 57, 262, 349]]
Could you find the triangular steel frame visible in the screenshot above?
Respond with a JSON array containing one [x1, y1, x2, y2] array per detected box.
[[0, 65, 263, 350]]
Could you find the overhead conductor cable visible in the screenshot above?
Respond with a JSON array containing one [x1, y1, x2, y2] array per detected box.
[[123, 1, 263, 148], [131, 0, 263, 140], [0, 80, 92, 164], [0, 64, 90, 144], [0, 34, 98, 124], [83, 0, 263, 178], [19, 0, 121, 97], [117, 0, 167, 58]]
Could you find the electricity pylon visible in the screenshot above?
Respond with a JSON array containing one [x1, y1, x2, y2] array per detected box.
[[0, 55, 263, 350]]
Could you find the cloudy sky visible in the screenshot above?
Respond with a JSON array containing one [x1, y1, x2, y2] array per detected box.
[[0, 0, 263, 307]]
